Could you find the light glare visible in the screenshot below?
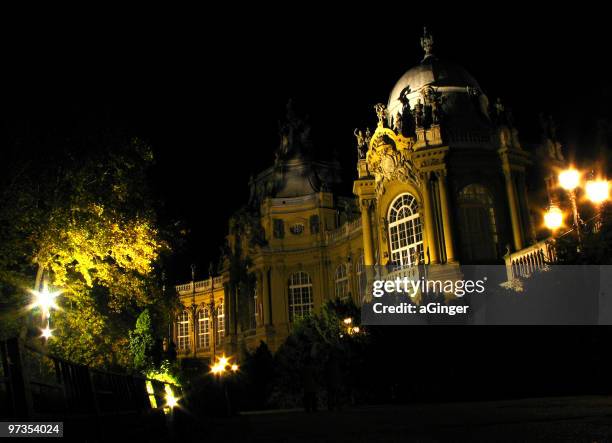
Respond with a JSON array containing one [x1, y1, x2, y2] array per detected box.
[[40, 323, 53, 339], [29, 283, 61, 318], [544, 206, 563, 231], [165, 384, 179, 409], [559, 169, 580, 191], [585, 179, 609, 204]]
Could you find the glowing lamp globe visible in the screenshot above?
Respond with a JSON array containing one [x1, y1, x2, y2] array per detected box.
[[585, 179, 609, 204], [544, 206, 563, 231], [559, 169, 580, 191]]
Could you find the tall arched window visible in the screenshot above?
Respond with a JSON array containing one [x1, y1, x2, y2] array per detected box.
[[215, 302, 225, 346], [388, 193, 424, 269], [197, 307, 211, 349], [288, 271, 313, 321], [457, 184, 498, 262], [176, 310, 190, 352], [356, 254, 366, 299], [334, 263, 349, 299]]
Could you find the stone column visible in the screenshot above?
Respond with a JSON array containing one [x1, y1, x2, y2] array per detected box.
[[421, 173, 439, 264], [503, 168, 524, 251], [261, 267, 271, 326], [361, 199, 375, 266], [517, 172, 536, 244], [437, 171, 456, 263]]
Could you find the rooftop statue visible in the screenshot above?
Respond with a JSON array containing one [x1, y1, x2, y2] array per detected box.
[[420, 26, 434, 60], [374, 103, 388, 127], [354, 128, 368, 159]]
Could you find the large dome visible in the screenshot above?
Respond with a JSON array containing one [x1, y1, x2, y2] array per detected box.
[[388, 56, 481, 111], [386, 55, 491, 131]]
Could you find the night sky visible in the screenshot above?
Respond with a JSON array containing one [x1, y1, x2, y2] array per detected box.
[[2, 10, 610, 284]]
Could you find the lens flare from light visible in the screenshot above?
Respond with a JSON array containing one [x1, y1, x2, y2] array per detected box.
[[29, 283, 61, 318], [165, 384, 179, 409], [585, 179, 609, 204], [559, 169, 580, 191], [544, 206, 563, 231], [40, 323, 53, 339]]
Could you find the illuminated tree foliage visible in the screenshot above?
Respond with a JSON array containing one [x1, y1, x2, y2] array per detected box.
[[0, 133, 173, 369], [129, 309, 156, 371]]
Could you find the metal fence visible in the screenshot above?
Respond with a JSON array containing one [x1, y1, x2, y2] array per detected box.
[[0, 337, 179, 421]]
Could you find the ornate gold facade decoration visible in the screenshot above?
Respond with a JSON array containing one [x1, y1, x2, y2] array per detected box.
[[365, 124, 418, 195]]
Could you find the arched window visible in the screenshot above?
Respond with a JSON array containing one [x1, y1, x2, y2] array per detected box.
[[334, 263, 349, 299], [176, 310, 190, 352], [197, 307, 211, 349], [457, 184, 498, 262], [356, 254, 366, 299], [288, 271, 313, 321], [215, 301, 225, 346], [388, 193, 424, 269]]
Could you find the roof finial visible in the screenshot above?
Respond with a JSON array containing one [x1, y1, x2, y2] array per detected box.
[[421, 26, 434, 60]]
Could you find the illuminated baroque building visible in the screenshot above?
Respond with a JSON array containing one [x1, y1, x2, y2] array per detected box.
[[173, 29, 553, 362]]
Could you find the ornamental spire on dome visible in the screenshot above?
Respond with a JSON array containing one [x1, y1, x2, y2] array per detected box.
[[420, 26, 434, 60]]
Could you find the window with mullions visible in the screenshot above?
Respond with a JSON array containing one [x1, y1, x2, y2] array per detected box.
[[197, 307, 211, 349], [457, 184, 498, 262], [334, 263, 349, 299], [388, 193, 424, 269], [176, 310, 190, 351], [288, 271, 313, 321], [215, 302, 225, 346]]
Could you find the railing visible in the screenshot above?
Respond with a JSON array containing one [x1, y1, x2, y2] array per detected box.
[[325, 218, 362, 244], [505, 238, 556, 280], [385, 264, 420, 283], [0, 338, 179, 420], [176, 276, 224, 295]]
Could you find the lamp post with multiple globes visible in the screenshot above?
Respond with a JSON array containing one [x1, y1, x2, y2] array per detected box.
[[210, 355, 239, 416], [544, 166, 610, 240], [28, 280, 62, 344]]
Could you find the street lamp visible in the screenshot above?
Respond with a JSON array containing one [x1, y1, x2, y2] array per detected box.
[[209, 354, 237, 417], [585, 179, 609, 205], [559, 168, 580, 192], [210, 354, 239, 376], [342, 317, 362, 336], [29, 283, 61, 319], [40, 322, 53, 340], [585, 178, 609, 231], [558, 168, 582, 242], [544, 205, 563, 232]]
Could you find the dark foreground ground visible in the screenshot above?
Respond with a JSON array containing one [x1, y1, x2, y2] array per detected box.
[[177, 396, 612, 442]]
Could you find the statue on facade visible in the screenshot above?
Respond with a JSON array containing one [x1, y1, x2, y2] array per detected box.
[[354, 128, 367, 159], [393, 112, 403, 134], [494, 97, 505, 118], [276, 99, 312, 161], [423, 86, 443, 125], [374, 103, 387, 127], [380, 217, 388, 242], [365, 127, 372, 146], [398, 86, 411, 111], [421, 26, 434, 59], [414, 99, 424, 128], [431, 96, 442, 125]]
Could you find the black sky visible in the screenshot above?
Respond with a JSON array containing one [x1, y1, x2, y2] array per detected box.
[[2, 10, 611, 284]]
